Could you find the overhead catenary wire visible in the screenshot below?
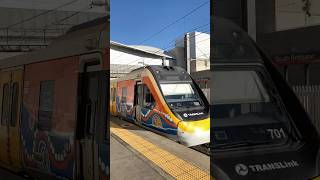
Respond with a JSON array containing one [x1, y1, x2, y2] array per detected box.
[[117, 30, 210, 71], [6, 0, 81, 29], [111, 23, 210, 63], [137, 0, 209, 45], [115, 29, 210, 74], [117, 30, 210, 73], [111, 1, 209, 63], [25, 4, 94, 39]]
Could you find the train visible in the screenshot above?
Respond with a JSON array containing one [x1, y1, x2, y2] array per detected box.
[[110, 65, 210, 147], [211, 17, 320, 180], [0, 17, 109, 180]]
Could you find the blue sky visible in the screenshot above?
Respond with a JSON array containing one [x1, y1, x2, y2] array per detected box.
[[111, 0, 210, 50]]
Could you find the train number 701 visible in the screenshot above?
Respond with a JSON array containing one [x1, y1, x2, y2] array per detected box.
[[266, 128, 286, 139]]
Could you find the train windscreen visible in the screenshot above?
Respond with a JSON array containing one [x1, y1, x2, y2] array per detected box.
[[211, 69, 299, 150], [149, 66, 209, 121], [160, 82, 204, 109]]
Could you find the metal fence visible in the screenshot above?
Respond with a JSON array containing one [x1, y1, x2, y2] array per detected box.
[[292, 85, 320, 132]]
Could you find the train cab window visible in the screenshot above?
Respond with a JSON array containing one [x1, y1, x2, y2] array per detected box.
[[121, 87, 127, 103], [211, 70, 299, 150], [160, 82, 204, 110], [1, 83, 10, 125], [38, 80, 54, 131], [10, 83, 19, 127], [143, 85, 155, 109]]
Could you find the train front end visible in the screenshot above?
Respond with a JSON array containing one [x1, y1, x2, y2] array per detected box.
[[211, 17, 320, 180], [148, 66, 210, 147]]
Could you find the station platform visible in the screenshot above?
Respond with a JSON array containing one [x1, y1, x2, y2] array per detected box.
[[110, 116, 210, 180]]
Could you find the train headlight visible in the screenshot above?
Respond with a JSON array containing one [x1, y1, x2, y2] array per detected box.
[[194, 128, 204, 136]]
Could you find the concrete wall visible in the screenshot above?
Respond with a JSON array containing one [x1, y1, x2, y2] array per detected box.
[[213, 0, 247, 29], [275, 0, 320, 31], [256, 0, 276, 34], [170, 32, 210, 72]]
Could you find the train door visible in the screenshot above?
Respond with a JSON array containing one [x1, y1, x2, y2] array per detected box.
[[120, 87, 127, 118], [77, 56, 108, 180], [8, 69, 23, 171], [0, 69, 23, 171], [80, 69, 99, 180], [0, 71, 11, 167], [141, 84, 156, 126], [110, 83, 117, 116], [134, 81, 142, 124]]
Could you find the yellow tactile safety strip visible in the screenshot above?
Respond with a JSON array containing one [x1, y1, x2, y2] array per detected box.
[[110, 122, 210, 180]]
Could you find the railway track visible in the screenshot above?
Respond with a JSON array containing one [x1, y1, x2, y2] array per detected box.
[[191, 143, 210, 156]]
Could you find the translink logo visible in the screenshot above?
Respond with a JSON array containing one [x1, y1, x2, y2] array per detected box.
[[235, 160, 299, 176]]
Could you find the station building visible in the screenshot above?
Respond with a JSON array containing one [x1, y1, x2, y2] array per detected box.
[[168, 31, 210, 101], [110, 41, 173, 79], [215, 0, 320, 130], [0, 1, 106, 59], [215, 0, 320, 86]]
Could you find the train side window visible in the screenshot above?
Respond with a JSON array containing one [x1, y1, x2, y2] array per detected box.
[[121, 87, 127, 103], [10, 83, 19, 127], [38, 80, 54, 131], [1, 83, 10, 125], [143, 85, 155, 109]]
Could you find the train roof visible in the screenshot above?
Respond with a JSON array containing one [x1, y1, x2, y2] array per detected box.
[[111, 65, 191, 82], [0, 16, 108, 69], [212, 16, 264, 64]]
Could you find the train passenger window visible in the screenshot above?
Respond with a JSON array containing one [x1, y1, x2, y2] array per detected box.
[[38, 80, 54, 131], [143, 85, 155, 109], [10, 83, 19, 127], [1, 83, 10, 125]]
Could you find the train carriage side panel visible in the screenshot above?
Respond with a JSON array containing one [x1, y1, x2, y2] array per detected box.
[[22, 57, 79, 179], [140, 67, 210, 146], [0, 71, 12, 168], [116, 79, 135, 121], [138, 70, 179, 137], [9, 69, 24, 171]]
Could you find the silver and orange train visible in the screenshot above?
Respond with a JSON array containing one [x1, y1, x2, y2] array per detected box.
[[0, 17, 109, 180], [110, 65, 210, 147]]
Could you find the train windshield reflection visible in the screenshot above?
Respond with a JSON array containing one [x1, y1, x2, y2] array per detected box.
[[160, 82, 204, 109], [211, 70, 298, 149]]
